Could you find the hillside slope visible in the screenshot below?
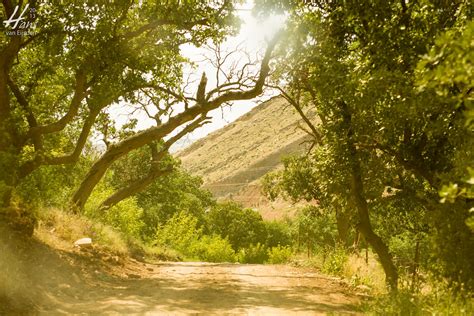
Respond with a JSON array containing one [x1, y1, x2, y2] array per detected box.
[[176, 96, 316, 219]]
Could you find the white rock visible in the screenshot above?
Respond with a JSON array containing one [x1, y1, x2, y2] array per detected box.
[[74, 237, 92, 248]]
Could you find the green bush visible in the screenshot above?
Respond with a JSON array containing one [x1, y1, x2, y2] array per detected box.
[[102, 199, 144, 239], [291, 206, 338, 254], [267, 245, 292, 264], [85, 184, 144, 239], [155, 211, 202, 257], [191, 235, 236, 263], [322, 246, 348, 276], [237, 243, 268, 264], [264, 221, 292, 248], [206, 202, 267, 250]]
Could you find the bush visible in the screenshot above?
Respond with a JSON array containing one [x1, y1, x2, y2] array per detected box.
[[291, 206, 338, 255], [237, 243, 268, 264], [264, 221, 292, 248], [84, 183, 144, 239], [102, 199, 144, 239], [155, 211, 202, 257], [191, 235, 236, 263], [206, 202, 267, 250], [267, 245, 292, 264], [322, 246, 348, 276]]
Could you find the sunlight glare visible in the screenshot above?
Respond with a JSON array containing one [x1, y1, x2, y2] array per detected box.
[[239, 12, 287, 50]]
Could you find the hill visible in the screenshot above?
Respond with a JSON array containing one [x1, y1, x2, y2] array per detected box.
[[176, 96, 316, 219]]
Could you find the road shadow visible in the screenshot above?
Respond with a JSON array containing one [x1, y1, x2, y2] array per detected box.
[[40, 264, 362, 314]]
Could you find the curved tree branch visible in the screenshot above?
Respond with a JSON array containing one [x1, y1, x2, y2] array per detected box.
[[26, 70, 88, 138], [98, 114, 210, 210], [71, 35, 280, 210]]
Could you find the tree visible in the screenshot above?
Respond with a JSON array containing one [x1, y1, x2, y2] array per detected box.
[[262, 152, 352, 246], [0, 1, 279, 223], [206, 201, 267, 251], [257, 0, 473, 290]]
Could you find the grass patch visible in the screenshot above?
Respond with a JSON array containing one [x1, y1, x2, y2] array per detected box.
[[35, 208, 129, 255]]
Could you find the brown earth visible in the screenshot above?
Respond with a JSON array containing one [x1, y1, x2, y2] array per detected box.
[[176, 96, 317, 219], [1, 233, 363, 315]]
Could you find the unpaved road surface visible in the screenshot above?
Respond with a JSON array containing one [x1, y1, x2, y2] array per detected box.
[[42, 262, 362, 315]]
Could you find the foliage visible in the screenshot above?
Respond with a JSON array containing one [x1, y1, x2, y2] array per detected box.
[[155, 211, 202, 257], [264, 220, 292, 248], [257, 0, 474, 290], [102, 199, 144, 240], [267, 245, 292, 264], [321, 245, 348, 276], [291, 205, 339, 253], [107, 147, 215, 241], [416, 20, 474, 127], [1, 0, 270, 228], [84, 181, 144, 239], [15, 162, 90, 208], [206, 201, 267, 250], [138, 170, 213, 240], [190, 235, 236, 263], [237, 243, 269, 264]]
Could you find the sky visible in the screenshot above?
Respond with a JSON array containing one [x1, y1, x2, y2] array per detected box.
[[109, 1, 287, 150], [177, 4, 286, 141]]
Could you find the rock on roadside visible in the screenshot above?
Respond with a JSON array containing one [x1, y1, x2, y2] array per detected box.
[[74, 237, 92, 248]]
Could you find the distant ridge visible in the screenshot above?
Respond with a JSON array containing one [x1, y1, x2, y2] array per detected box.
[[175, 96, 317, 219]]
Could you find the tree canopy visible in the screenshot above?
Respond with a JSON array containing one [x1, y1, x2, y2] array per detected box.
[[0, 0, 278, 215], [258, 0, 473, 290]]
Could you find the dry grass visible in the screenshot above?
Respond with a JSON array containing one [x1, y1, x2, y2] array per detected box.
[[343, 251, 387, 294], [35, 208, 129, 256], [295, 249, 387, 295], [176, 96, 310, 184]]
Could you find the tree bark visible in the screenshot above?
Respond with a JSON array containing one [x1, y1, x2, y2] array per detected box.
[[340, 100, 399, 291], [99, 168, 173, 210], [350, 162, 398, 291], [98, 114, 208, 210]]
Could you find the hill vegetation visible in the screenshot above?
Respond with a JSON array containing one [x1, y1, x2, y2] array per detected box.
[[177, 95, 315, 218]]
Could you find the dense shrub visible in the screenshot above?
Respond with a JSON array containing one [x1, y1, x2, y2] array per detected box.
[[85, 183, 144, 239], [237, 243, 268, 264], [191, 235, 236, 263], [155, 211, 202, 257], [206, 202, 267, 250], [136, 169, 214, 240], [264, 221, 292, 248], [267, 245, 292, 264], [291, 206, 338, 255]]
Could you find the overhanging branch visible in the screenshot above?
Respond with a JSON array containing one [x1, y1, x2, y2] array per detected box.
[[71, 34, 280, 210]]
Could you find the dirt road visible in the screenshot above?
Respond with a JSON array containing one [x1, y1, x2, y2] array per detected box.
[[40, 261, 362, 315]]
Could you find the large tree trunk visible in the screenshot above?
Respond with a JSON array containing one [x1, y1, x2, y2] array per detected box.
[[349, 158, 399, 291], [341, 101, 398, 291]]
